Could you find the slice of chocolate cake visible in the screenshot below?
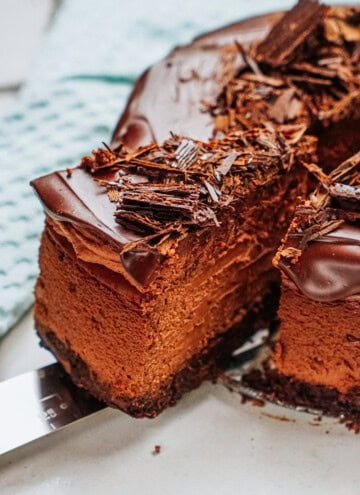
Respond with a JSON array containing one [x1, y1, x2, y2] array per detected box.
[[31, 128, 312, 417], [271, 152, 360, 423]]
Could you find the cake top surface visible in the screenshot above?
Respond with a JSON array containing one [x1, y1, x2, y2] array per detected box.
[[276, 151, 360, 302], [111, 11, 283, 150], [113, 2, 360, 150], [32, 126, 312, 286]]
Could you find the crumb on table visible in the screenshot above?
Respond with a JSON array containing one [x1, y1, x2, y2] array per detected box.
[[152, 445, 161, 455]]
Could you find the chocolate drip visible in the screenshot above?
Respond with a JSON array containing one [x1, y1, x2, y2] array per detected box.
[[279, 223, 360, 302]]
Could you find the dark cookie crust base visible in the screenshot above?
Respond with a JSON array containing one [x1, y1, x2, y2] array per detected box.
[[242, 365, 360, 432], [36, 287, 279, 418]]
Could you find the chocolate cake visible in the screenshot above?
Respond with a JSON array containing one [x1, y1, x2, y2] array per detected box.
[[270, 153, 360, 413], [31, 1, 359, 417], [242, 153, 360, 429]]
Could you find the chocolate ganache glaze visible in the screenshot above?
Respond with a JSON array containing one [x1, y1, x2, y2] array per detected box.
[[279, 223, 360, 302], [31, 12, 282, 286], [31, 169, 161, 287], [277, 151, 360, 303], [112, 12, 282, 150]]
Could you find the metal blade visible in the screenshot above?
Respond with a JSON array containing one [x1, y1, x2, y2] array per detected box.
[[0, 363, 106, 456], [0, 327, 275, 456]]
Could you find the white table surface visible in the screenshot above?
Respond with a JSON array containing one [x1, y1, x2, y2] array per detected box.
[[1, 311, 360, 495], [0, 0, 57, 113]]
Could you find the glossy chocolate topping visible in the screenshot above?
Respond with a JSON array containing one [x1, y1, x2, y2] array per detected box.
[[277, 149, 360, 303], [112, 12, 282, 150], [31, 5, 358, 290], [32, 169, 141, 246], [279, 223, 360, 302], [31, 170, 165, 286], [32, 13, 280, 287]]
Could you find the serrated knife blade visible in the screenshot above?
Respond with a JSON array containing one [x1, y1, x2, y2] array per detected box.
[[0, 363, 106, 456]]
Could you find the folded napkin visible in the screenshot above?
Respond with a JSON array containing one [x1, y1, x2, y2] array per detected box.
[[1, 0, 340, 336]]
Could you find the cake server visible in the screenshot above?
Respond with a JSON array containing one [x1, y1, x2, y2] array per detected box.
[[0, 328, 271, 456], [0, 362, 106, 456]]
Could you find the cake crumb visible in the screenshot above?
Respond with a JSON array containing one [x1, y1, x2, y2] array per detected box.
[[152, 445, 161, 455], [261, 412, 295, 423]]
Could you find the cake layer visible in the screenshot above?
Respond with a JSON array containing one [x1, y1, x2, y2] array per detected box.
[[35, 221, 277, 415], [274, 277, 360, 393]]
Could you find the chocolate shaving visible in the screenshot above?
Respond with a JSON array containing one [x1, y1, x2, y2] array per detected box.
[[299, 218, 344, 249], [329, 183, 360, 202], [256, 0, 329, 67], [235, 41, 263, 76], [268, 88, 301, 124], [330, 151, 360, 185], [116, 182, 202, 232], [280, 149, 360, 260], [210, 2, 359, 136], [80, 128, 313, 239], [216, 152, 238, 177], [203, 180, 219, 203], [175, 139, 199, 169], [300, 161, 330, 185], [329, 175, 360, 212]]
